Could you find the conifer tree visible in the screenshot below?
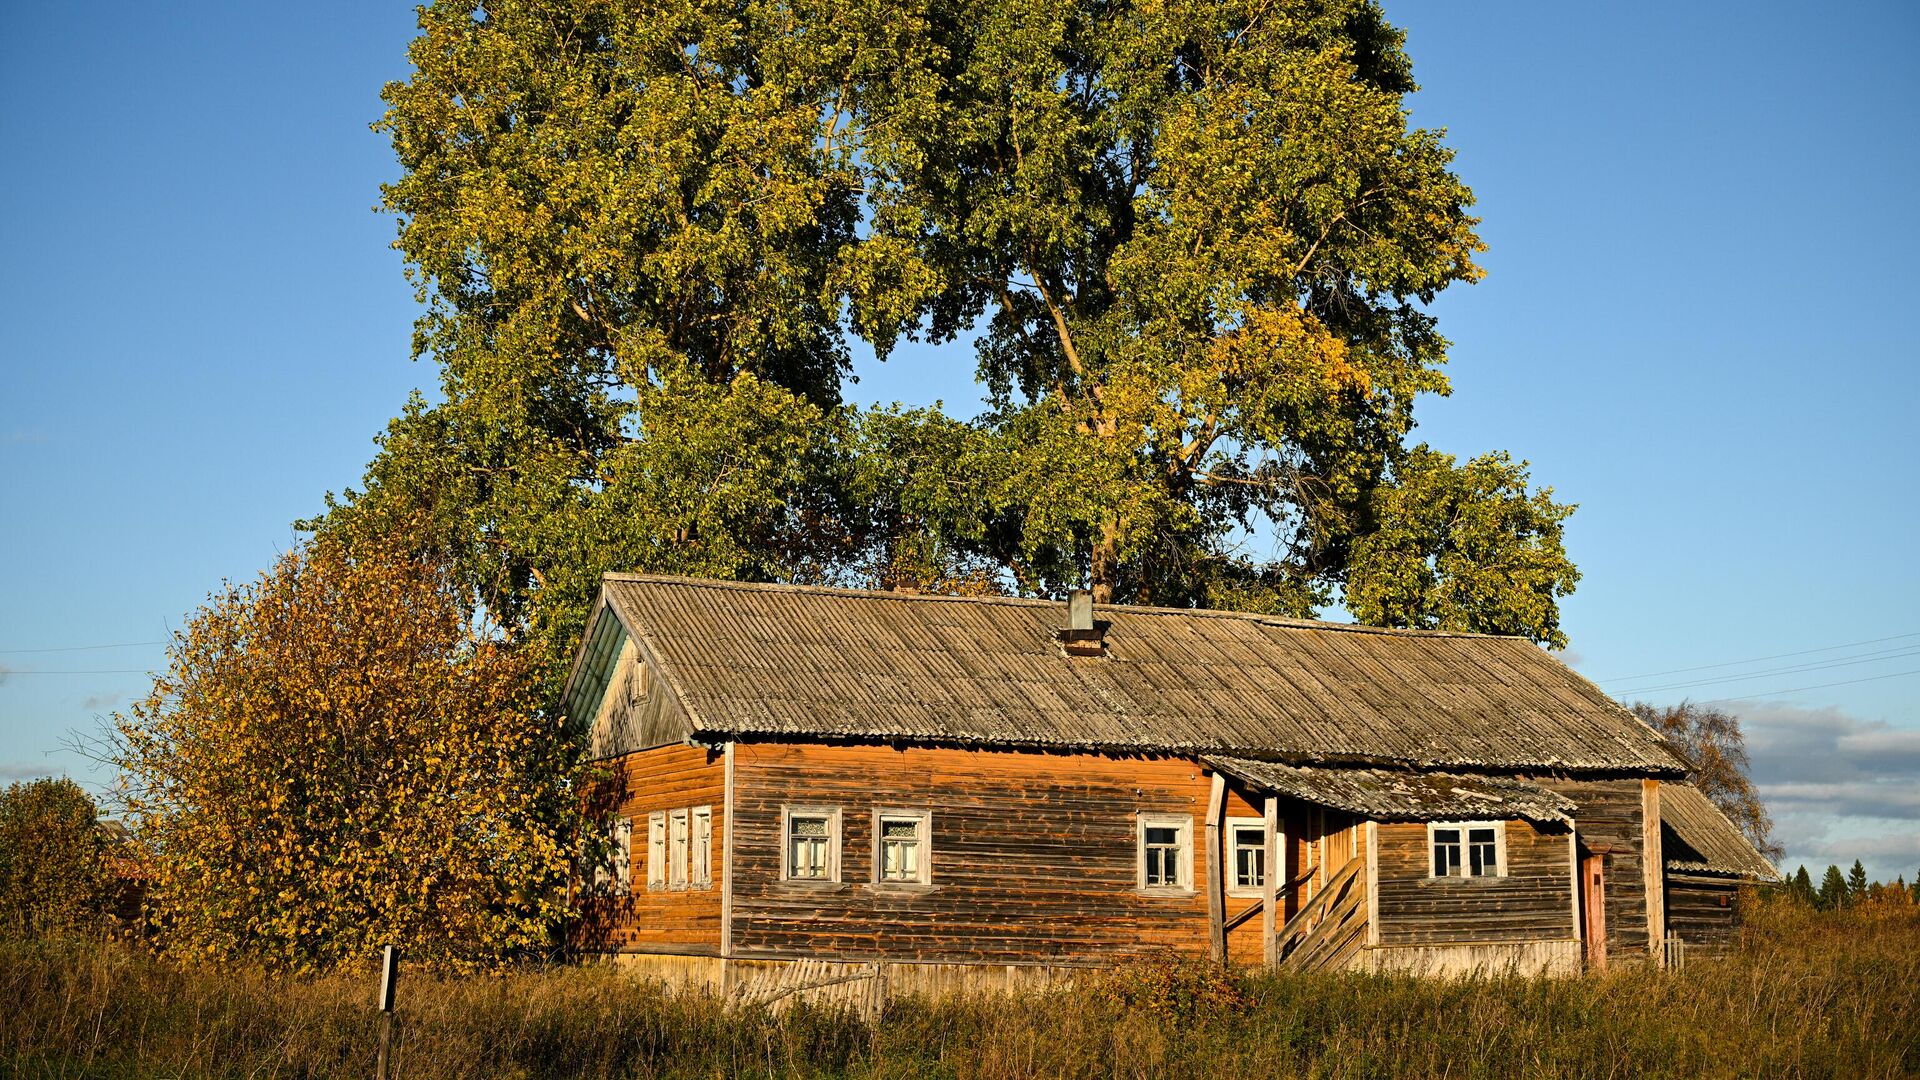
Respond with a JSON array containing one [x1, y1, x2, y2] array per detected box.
[[1790, 865, 1816, 907], [1817, 864, 1849, 910], [1847, 859, 1869, 900]]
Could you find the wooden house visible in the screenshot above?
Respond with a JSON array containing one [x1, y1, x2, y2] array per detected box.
[[559, 574, 1774, 994]]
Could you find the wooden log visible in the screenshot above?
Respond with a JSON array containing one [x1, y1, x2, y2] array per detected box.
[[1643, 779, 1665, 966], [1262, 796, 1279, 963], [1206, 772, 1226, 962]]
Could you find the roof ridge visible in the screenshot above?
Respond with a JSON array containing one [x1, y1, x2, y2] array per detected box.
[[598, 572, 1518, 640]]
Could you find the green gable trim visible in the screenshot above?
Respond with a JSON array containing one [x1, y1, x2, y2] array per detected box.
[[563, 607, 628, 732]]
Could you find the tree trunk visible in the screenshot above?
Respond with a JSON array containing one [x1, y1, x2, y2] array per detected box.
[[1090, 521, 1118, 604]]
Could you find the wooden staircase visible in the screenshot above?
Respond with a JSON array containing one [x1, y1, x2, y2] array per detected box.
[[1273, 857, 1369, 971]]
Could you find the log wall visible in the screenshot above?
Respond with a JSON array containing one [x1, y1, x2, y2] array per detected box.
[[1538, 777, 1652, 964], [1665, 873, 1742, 949], [1372, 819, 1575, 946], [572, 743, 725, 954], [728, 741, 1222, 964]]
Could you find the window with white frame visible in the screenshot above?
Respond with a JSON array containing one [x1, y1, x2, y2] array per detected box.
[[1226, 817, 1266, 896], [669, 809, 691, 888], [613, 817, 632, 894], [1137, 813, 1194, 893], [591, 816, 633, 896], [782, 806, 841, 882], [873, 809, 932, 885], [647, 811, 666, 889], [690, 806, 712, 887], [1430, 821, 1506, 878]]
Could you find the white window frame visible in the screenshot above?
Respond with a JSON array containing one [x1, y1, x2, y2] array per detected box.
[[871, 808, 933, 886], [616, 816, 633, 894], [1135, 812, 1195, 895], [669, 808, 691, 889], [691, 805, 712, 888], [1226, 816, 1266, 898], [595, 816, 633, 896], [780, 805, 842, 884], [647, 811, 666, 890], [1427, 820, 1508, 879]]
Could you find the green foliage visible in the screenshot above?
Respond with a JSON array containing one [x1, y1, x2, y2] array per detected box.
[[1818, 864, 1850, 910], [109, 528, 576, 973], [1346, 446, 1578, 647], [1789, 865, 1817, 907], [5, 903, 1917, 1079], [1848, 859, 1869, 900], [323, 0, 1579, 703], [0, 778, 114, 941]]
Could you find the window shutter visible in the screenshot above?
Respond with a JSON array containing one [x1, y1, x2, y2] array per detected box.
[[647, 812, 666, 888], [692, 806, 712, 886]]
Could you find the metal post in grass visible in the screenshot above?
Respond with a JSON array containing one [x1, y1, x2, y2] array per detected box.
[[375, 945, 399, 1080]]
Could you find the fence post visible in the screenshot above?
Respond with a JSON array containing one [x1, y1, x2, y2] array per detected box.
[[375, 945, 399, 1080]]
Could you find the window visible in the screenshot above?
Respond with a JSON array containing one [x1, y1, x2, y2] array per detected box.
[[782, 806, 841, 883], [613, 817, 632, 894], [1430, 821, 1506, 878], [691, 806, 712, 887], [669, 809, 690, 888], [1227, 817, 1266, 897], [873, 809, 932, 885], [590, 817, 632, 896], [647, 812, 666, 889], [1136, 813, 1194, 893]]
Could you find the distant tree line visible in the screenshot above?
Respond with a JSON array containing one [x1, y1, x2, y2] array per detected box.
[[1776, 861, 1918, 910]]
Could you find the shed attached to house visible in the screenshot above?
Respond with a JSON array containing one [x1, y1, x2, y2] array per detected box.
[[1660, 781, 1779, 950]]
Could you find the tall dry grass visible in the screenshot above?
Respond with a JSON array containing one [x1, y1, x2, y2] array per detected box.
[[4, 901, 1915, 1079]]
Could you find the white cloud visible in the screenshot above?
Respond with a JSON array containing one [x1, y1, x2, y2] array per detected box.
[[0, 762, 56, 781], [1735, 701, 1920, 881]]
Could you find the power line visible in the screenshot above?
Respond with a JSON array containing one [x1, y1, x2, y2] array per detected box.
[[1594, 630, 1920, 685], [1616, 645, 1920, 695], [1695, 667, 1920, 706], [0, 640, 165, 655], [0, 669, 154, 676]]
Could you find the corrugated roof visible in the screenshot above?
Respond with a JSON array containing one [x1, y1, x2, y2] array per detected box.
[[1661, 782, 1779, 881], [1205, 757, 1577, 823], [598, 575, 1685, 774]]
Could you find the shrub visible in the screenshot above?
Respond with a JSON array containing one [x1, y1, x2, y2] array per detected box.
[[108, 528, 576, 974], [0, 777, 113, 941]]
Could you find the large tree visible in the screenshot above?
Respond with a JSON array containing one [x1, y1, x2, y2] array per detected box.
[[1631, 700, 1782, 862], [335, 0, 1578, 687], [110, 529, 574, 973]]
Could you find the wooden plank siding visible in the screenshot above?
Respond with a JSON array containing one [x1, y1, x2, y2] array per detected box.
[[729, 741, 1227, 965], [1538, 777, 1652, 964], [571, 743, 725, 954], [1665, 873, 1742, 950], [1372, 820, 1575, 946], [569, 739, 1650, 975]]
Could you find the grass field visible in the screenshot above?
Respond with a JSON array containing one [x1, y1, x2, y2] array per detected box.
[[4, 901, 1916, 1079]]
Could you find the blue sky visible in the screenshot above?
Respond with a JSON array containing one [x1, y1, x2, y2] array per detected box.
[[2, 2, 1915, 880]]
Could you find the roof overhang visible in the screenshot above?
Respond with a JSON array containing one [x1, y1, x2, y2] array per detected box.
[[1206, 755, 1578, 825]]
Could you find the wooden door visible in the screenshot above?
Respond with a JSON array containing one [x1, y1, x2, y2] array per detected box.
[[1581, 851, 1608, 970]]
